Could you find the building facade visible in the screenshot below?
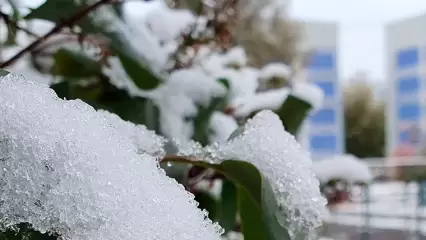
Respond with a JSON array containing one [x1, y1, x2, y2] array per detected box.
[[298, 21, 346, 159], [386, 14, 426, 156]]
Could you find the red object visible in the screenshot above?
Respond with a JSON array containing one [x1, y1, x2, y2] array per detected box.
[[391, 144, 416, 179]]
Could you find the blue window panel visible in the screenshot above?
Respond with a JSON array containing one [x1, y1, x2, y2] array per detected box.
[[315, 81, 335, 97], [310, 108, 336, 124], [398, 131, 409, 144], [397, 103, 421, 121], [396, 47, 419, 69], [308, 51, 335, 70], [397, 76, 420, 94], [310, 135, 337, 152]]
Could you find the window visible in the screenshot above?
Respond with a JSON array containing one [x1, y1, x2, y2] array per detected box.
[[308, 51, 335, 70], [309, 135, 337, 152], [397, 76, 420, 94], [398, 131, 409, 144], [315, 81, 335, 98], [396, 47, 419, 69], [310, 108, 336, 125], [397, 103, 421, 121]]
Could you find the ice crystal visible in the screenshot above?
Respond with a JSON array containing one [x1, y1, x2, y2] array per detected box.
[[0, 74, 223, 240]]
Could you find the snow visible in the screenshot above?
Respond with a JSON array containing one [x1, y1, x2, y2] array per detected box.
[[230, 87, 290, 118], [259, 63, 292, 82], [222, 47, 248, 67], [165, 68, 226, 106], [102, 57, 149, 98], [0, 73, 223, 240], [313, 155, 373, 184], [90, 4, 169, 75], [291, 82, 324, 110], [144, 4, 196, 44], [209, 112, 239, 143], [177, 110, 327, 238], [97, 109, 166, 158]]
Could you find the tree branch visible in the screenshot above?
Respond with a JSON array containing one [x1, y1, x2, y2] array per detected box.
[[0, 12, 40, 38], [0, 0, 114, 68]]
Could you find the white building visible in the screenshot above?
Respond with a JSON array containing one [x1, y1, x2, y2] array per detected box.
[[297, 21, 346, 159], [385, 14, 426, 156]]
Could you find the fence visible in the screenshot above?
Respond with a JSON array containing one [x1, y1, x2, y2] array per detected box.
[[322, 156, 426, 239]]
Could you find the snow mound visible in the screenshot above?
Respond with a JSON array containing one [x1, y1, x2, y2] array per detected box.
[[178, 110, 326, 238], [0, 74, 222, 240], [313, 155, 373, 184]]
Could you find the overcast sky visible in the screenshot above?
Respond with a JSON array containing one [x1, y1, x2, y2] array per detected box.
[[290, 0, 426, 81]]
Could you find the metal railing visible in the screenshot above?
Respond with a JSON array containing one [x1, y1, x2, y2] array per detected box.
[[322, 157, 426, 239]]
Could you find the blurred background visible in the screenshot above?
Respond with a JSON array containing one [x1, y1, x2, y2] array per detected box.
[[3, 0, 426, 239]]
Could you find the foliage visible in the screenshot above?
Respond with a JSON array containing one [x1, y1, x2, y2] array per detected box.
[[0, 0, 325, 239], [343, 75, 386, 158]]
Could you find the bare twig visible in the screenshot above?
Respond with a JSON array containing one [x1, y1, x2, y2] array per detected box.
[[0, 0, 114, 68], [0, 12, 40, 38]]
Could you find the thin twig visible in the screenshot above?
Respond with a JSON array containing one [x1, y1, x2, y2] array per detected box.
[[0, 0, 114, 68], [0, 12, 40, 38]]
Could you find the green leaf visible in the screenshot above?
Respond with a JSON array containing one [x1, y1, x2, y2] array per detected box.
[[218, 180, 237, 233], [163, 157, 292, 240], [116, 51, 161, 90], [0, 69, 10, 77], [25, 0, 85, 23], [112, 3, 124, 19], [27, 0, 161, 90], [194, 191, 218, 221], [193, 90, 229, 145], [238, 187, 269, 240], [276, 95, 312, 136], [261, 178, 292, 240], [52, 49, 101, 78], [0, 222, 59, 240], [219, 161, 262, 204]]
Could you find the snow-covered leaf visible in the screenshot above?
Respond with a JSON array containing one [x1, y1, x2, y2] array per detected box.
[[177, 110, 327, 238], [0, 69, 9, 76], [0, 73, 223, 240], [276, 95, 312, 135]]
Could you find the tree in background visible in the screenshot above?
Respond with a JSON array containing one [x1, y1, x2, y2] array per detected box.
[[343, 72, 386, 158]]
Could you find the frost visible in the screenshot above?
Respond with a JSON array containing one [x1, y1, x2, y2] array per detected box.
[[0, 74, 223, 240], [178, 110, 327, 237], [313, 155, 373, 184]]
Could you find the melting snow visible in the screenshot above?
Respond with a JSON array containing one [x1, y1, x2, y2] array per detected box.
[[0, 74, 223, 240]]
